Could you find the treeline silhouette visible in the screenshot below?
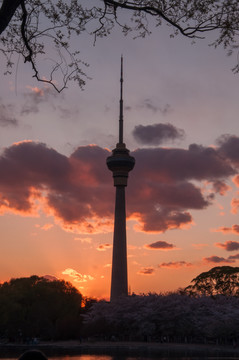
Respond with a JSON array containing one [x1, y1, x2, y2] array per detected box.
[[85, 291, 239, 345], [1, 267, 239, 344], [0, 276, 95, 342]]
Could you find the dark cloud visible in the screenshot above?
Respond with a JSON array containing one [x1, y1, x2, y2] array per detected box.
[[139, 99, 171, 114], [158, 261, 192, 268], [228, 253, 239, 260], [0, 136, 238, 234], [132, 123, 185, 146], [0, 102, 18, 127], [0, 141, 70, 212], [203, 256, 234, 264], [145, 240, 175, 250], [126, 142, 234, 232], [0, 141, 111, 233], [217, 135, 239, 166], [137, 267, 155, 275], [132, 145, 235, 183], [215, 240, 239, 251], [136, 208, 192, 233]]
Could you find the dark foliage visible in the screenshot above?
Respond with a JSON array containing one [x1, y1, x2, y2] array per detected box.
[[0, 275, 84, 341], [2, 267, 239, 344], [84, 292, 239, 344], [84, 267, 239, 344], [184, 266, 239, 296]]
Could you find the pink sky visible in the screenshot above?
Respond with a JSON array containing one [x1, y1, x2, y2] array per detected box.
[[1, 11, 239, 299]]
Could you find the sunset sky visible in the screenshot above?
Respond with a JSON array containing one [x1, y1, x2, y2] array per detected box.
[[1, 5, 239, 299]]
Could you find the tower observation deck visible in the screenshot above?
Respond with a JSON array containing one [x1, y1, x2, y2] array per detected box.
[[106, 57, 135, 301]]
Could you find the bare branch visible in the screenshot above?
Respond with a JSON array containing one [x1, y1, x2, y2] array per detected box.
[[1, 0, 239, 91], [20, 1, 65, 92]]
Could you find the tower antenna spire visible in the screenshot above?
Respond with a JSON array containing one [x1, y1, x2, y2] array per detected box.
[[119, 55, 123, 144]]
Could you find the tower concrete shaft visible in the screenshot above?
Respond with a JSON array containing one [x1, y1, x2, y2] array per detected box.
[[106, 57, 135, 301], [111, 185, 127, 299]]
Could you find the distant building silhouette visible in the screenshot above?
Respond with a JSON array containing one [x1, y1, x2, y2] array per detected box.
[[106, 57, 135, 301]]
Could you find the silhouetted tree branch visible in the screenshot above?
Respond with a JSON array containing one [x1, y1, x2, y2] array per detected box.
[[1, 1, 239, 91]]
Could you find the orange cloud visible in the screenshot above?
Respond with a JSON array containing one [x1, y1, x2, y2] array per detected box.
[[158, 261, 192, 269], [0, 186, 42, 217], [96, 243, 112, 251], [211, 180, 231, 195], [137, 267, 155, 275], [104, 263, 111, 268], [13, 139, 33, 146], [53, 215, 114, 235], [41, 223, 54, 231], [27, 86, 45, 96], [214, 225, 239, 235], [232, 175, 239, 187], [62, 268, 94, 283], [231, 196, 239, 214]]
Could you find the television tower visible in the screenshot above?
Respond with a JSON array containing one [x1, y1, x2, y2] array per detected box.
[[106, 57, 135, 301]]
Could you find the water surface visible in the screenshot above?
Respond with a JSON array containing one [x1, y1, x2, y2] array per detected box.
[[2, 356, 239, 360]]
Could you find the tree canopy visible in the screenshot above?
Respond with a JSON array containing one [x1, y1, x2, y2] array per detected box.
[[184, 266, 239, 296], [0, 275, 83, 341], [83, 267, 239, 343], [1, 271, 239, 344], [1, 0, 239, 91], [84, 292, 239, 343]]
